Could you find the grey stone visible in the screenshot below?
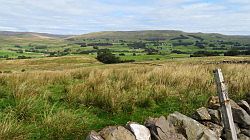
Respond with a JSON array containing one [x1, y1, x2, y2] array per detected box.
[[235, 123, 241, 134], [238, 100, 250, 115], [86, 131, 104, 140], [238, 134, 250, 140], [202, 121, 223, 138], [192, 107, 211, 121], [145, 116, 186, 140], [230, 100, 250, 129], [208, 109, 221, 125], [99, 126, 136, 140], [242, 129, 250, 137], [207, 96, 220, 110], [126, 122, 151, 140], [167, 112, 219, 140]]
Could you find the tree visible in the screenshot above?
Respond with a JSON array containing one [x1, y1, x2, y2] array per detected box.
[[96, 49, 120, 64], [128, 42, 146, 49], [93, 46, 99, 50], [224, 50, 240, 56]]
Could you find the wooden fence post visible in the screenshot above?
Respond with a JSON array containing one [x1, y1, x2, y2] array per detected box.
[[214, 69, 237, 140]]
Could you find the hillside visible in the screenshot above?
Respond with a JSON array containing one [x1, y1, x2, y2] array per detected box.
[[0, 30, 249, 139], [0, 30, 249, 61], [68, 30, 250, 43], [0, 31, 70, 38]]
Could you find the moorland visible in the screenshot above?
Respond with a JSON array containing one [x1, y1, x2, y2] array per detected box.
[[0, 30, 249, 139]]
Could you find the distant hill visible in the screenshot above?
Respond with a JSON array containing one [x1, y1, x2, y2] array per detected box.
[[1, 30, 250, 44], [0, 31, 70, 39], [68, 30, 250, 44], [0, 31, 70, 47], [68, 30, 187, 40]]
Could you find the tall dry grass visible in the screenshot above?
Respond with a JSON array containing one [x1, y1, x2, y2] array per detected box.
[[0, 59, 249, 138]]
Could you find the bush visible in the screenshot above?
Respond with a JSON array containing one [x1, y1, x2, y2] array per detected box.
[[34, 45, 48, 49], [224, 50, 240, 56], [17, 56, 32, 59], [96, 49, 120, 64], [171, 50, 188, 54], [224, 50, 250, 56], [190, 51, 221, 57], [93, 46, 99, 50], [128, 42, 146, 49], [119, 53, 125, 56], [145, 48, 159, 55]]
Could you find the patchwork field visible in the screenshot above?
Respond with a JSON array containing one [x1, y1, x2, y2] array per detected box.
[[1, 30, 250, 62]]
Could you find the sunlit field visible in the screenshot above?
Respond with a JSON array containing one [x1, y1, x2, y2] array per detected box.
[[0, 56, 249, 139]]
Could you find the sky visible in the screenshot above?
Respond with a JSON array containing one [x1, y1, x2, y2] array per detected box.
[[0, 0, 250, 35]]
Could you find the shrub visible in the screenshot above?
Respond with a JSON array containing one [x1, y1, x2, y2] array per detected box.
[[171, 50, 188, 54], [128, 42, 146, 49], [96, 49, 121, 64], [224, 50, 250, 56], [17, 56, 32, 59], [34, 45, 47, 49], [93, 46, 99, 50], [224, 50, 240, 56], [190, 51, 221, 57]]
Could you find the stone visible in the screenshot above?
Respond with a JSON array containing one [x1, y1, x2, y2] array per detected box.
[[238, 100, 250, 115], [144, 116, 186, 140], [208, 109, 221, 125], [207, 96, 220, 109], [202, 121, 223, 138], [241, 129, 250, 137], [230, 100, 250, 129], [126, 122, 151, 140], [238, 134, 250, 140], [167, 112, 219, 140], [99, 126, 136, 140], [235, 123, 241, 134], [192, 107, 211, 121], [86, 131, 104, 140]]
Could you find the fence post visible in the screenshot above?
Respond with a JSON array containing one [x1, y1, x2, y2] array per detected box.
[[214, 69, 237, 140]]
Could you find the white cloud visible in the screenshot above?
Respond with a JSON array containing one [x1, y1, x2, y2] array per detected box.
[[0, 0, 249, 35]]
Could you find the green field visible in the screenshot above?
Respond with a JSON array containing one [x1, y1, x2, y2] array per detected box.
[[0, 30, 250, 139], [0, 30, 249, 61], [0, 55, 250, 139]]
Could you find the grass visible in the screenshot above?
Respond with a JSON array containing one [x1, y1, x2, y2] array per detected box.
[[0, 55, 100, 72], [0, 56, 249, 139], [0, 50, 44, 58], [120, 53, 189, 61]]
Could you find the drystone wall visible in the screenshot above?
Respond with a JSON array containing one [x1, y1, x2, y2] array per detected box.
[[86, 93, 250, 140]]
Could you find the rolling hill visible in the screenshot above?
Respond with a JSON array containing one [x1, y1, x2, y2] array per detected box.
[[1, 30, 250, 44], [0, 30, 249, 60], [0, 31, 70, 38], [67, 30, 250, 44]]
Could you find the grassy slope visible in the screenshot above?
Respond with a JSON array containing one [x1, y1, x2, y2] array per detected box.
[[70, 30, 250, 43], [0, 31, 249, 139], [1, 30, 250, 61], [0, 56, 249, 139], [0, 55, 100, 72]]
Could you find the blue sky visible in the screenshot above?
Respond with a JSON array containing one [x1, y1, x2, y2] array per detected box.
[[0, 0, 249, 35]]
